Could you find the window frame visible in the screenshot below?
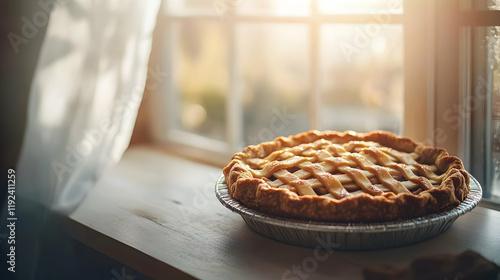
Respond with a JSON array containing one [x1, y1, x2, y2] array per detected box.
[[431, 0, 500, 203]]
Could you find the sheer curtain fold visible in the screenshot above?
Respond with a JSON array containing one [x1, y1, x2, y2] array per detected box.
[[17, 0, 161, 213]]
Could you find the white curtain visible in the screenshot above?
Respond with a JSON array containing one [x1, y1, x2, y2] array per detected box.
[[17, 0, 160, 213], [11, 1, 161, 279]]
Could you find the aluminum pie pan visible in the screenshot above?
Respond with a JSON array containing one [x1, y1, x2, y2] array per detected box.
[[215, 174, 482, 250]]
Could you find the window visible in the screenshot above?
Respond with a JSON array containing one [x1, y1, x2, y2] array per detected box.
[[459, 0, 500, 202], [150, 0, 406, 161], [147, 0, 500, 203]]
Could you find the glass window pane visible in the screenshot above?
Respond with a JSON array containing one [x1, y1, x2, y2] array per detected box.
[[489, 0, 500, 10], [237, 24, 310, 145], [237, 0, 311, 16], [467, 26, 500, 202], [165, 0, 217, 16], [319, 24, 404, 133], [172, 21, 228, 141], [318, 0, 403, 14], [460, 0, 500, 11], [487, 26, 500, 199]]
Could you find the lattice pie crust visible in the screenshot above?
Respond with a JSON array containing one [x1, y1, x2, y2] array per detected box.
[[223, 131, 470, 222]]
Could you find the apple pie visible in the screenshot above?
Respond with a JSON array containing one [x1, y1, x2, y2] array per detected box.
[[223, 130, 470, 222]]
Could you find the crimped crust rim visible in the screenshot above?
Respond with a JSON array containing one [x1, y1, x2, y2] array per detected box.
[[223, 130, 470, 222]]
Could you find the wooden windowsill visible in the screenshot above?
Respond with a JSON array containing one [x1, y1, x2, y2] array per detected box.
[[67, 146, 500, 279]]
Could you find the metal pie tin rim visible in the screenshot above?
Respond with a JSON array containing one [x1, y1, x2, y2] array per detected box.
[[215, 174, 482, 233]]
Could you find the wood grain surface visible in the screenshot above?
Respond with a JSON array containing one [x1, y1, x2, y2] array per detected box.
[[68, 146, 500, 280]]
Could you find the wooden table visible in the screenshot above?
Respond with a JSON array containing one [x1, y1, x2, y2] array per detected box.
[[68, 146, 500, 280]]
